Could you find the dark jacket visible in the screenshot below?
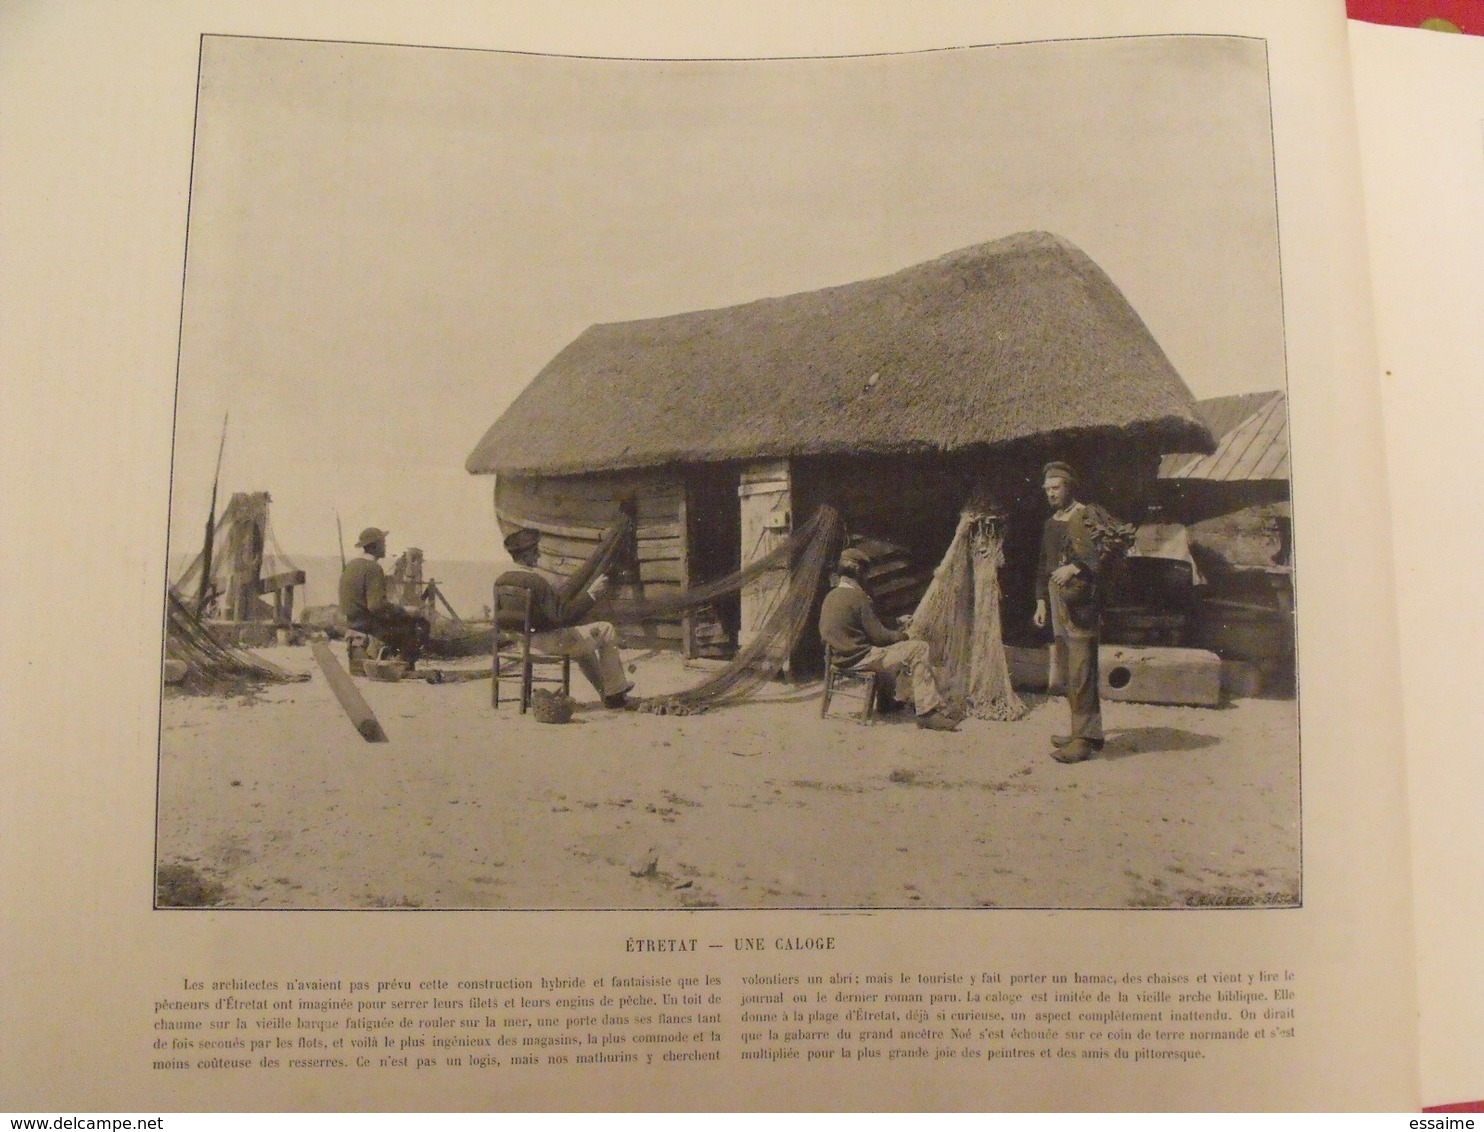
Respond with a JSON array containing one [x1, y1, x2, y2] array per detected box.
[[819, 582, 904, 669], [495, 568, 596, 633], [1036, 505, 1103, 631], [339, 557, 389, 629]]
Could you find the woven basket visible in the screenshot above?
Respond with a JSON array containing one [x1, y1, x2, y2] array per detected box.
[[530, 689, 575, 724], [364, 658, 407, 683]]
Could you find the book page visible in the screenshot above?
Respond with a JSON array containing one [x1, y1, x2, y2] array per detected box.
[[1350, 19, 1484, 1110], [1, 1, 1416, 1111]]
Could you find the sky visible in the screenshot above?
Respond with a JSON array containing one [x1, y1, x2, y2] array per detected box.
[[168, 33, 1284, 563]]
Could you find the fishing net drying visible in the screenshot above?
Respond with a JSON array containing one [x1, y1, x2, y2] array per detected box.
[[171, 492, 302, 619], [165, 591, 308, 694], [909, 494, 1027, 722], [629, 506, 842, 714], [530, 506, 843, 714]]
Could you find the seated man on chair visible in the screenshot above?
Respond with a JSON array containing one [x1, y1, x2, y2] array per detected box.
[[338, 526, 432, 669], [818, 548, 959, 731], [495, 528, 635, 709]]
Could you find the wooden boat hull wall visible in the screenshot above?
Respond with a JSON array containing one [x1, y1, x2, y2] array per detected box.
[[495, 470, 688, 649]]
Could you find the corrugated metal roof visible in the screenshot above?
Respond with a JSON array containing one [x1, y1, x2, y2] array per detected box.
[[1161, 391, 1288, 482]]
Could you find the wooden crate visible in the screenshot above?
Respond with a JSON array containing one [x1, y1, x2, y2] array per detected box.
[[1100, 646, 1222, 707]]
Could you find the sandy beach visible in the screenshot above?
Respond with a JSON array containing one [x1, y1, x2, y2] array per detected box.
[[156, 645, 1300, 912]]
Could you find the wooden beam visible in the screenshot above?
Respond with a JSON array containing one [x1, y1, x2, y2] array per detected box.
[[429, 580, 463, 623], [254, 570, 307, 595], [311, 641, 388, 742], [498, 476, 681, 521], [678, 476, 693, 660], [511, 474, 679, 503]]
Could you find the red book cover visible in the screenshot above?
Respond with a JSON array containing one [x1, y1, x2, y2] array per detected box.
[[1347, 0, 1482, 33]]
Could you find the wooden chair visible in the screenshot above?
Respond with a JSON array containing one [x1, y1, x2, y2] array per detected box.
[[492, 584, 571, 713], [820, 644, 879, 723]]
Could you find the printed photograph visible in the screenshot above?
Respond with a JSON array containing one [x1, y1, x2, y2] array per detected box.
[[157, 33, 1299, 911]]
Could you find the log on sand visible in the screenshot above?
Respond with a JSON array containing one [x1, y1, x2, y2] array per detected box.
[[311, 641, 388, 742]]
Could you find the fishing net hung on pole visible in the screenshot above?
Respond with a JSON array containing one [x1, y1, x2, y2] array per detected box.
[[511, 506, 841, 714], [909, 497, 1026, 722], [630, 505, 843, 715]]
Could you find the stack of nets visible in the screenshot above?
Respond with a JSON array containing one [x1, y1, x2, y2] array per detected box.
[[164, 591, 308, 694], [909, 496, 1027, 722]]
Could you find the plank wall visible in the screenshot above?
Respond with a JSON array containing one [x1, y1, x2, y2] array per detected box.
[[737, 460, 792, 654], [495, 470, 687, 648]]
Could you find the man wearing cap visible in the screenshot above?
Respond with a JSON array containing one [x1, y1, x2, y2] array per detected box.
[[495, 528, 634, 709], [338, 527, 432, 669], [1033, 462, 1105, 763], [818, 547, 959, 731]]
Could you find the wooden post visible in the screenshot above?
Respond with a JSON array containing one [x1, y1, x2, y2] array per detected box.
[[196, 412, 229, 617], [677, 481, 693, 659], [429, 580, 462, 624], [224, 492, 270, 621], [738, 460, 792, 657], [253, 571, 306, 618]]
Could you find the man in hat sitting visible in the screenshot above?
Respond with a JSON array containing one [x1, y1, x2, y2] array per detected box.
[[495, 528, 634, 709], [338, 526, 432, 669], [818, 547, 959, 731], [1033, 462, 1105, 763]]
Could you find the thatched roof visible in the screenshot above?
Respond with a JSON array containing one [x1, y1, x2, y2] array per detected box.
[[1160, 391, 1287, 482], [467, 232, 1213, 477]]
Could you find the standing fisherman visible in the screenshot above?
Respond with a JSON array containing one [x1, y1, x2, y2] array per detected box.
[[1033, 462, 1105, 763]]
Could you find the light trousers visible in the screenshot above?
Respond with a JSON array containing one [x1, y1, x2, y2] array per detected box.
[[852, 638, 945, 716], [529, 621, 632, 699]]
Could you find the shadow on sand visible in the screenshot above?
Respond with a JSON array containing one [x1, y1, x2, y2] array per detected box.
[[1101, 726, 1221, 760]]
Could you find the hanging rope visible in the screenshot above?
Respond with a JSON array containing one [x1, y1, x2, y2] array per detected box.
[[495, 506, 840, 713], [541, 506, 839, 625], [910, 494, 1026, 722], [486, 510, 836, 712]]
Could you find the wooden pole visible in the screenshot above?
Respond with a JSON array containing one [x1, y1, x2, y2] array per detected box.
[[678, 484, 693, 659], [196, 412, 229, 617], [311, 640, 388, 742], [223, 492, 268, 622], [429, 580, 463, 624]]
